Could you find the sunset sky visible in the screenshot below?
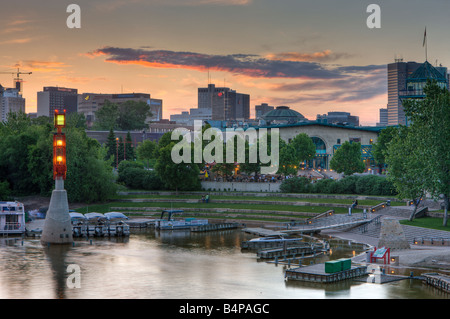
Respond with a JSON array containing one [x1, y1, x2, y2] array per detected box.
[[1, 0, 450, 125]]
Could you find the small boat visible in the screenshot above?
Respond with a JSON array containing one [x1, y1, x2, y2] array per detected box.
[[0, 201, 26, 235], [105, 212, 130, 236], [69, 212, 88, 237], [85, 212, 108, 237], [155, 210, 208, 230]]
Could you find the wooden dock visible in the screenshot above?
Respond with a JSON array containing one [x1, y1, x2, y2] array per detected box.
[[423, 273, 450, 293], [190, 222, 239, 232], [241, 238, 304, 250], [242, 227, 286, 237], [285, 263, 368, 283], [257, 243, 324, 259]]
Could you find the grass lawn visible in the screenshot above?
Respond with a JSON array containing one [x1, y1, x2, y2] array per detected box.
[[111, 194, 404, 207], [76, 201, 362, 215], [400, 217, 450, 232]]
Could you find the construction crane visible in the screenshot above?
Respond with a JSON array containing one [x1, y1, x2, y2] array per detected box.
[[0, 68, 32, 94]]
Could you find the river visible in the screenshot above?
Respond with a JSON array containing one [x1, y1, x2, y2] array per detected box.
[[0, 229, 448, 299]]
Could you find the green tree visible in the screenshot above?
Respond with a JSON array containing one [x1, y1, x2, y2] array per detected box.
[[105, 128, 117, 165], [155, 142, 200, 194], [373, 126, 398, 168], [116, 100, 152, 131], [330, 141, 365, 176], [137, 139, 157, 168], [92, 100, 119, 130], [278, 143, 297, 176], [385, 126, 427, 221], [290, 133, 316, 165], [125, 132, 135, 161], [397, 80, 450, 225]]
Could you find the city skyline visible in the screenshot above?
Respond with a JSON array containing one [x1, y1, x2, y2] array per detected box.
[[1, 0, 449, 125]]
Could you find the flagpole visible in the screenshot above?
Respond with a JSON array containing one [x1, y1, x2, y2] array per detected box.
[[423, 27, 427, 62]]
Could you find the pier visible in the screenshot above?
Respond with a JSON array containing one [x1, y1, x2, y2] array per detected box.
[[422, 273, 450, 293], [190, 222, 239, 232], [257, 243, 324, 259], [285, 263, 368, 283]]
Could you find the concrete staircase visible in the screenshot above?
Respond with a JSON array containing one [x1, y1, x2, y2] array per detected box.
[[345, 206, 450, 244]]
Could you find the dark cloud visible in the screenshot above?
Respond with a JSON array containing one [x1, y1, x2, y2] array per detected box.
[[87, 46, 353, 79]]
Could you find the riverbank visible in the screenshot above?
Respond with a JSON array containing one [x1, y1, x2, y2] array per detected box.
[[321, 228, 450, 271]]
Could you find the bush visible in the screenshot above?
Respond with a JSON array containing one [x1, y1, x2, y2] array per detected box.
[[118, 164, 163, 191], [280, 177, 312, 193], [311, 179, 335, 194], [335, 175, 359, 194], [280, 174, 398, 196], [142, 170, 163, 190]]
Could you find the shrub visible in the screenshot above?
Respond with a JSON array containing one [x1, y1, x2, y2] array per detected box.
[[280, 177, 312, 193]]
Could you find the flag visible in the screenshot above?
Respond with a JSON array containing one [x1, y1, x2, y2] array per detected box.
[[423, 27, 427, 47]]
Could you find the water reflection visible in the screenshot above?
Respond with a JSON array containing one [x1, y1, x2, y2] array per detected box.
[[0, 230, 448, 299]]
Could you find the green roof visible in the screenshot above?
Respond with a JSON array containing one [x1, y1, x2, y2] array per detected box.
[[262, 106, 305, 121], [408, 61, 447, 82], [256, 121, 390, 133]]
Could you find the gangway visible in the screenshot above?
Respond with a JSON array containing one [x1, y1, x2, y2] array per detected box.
[[281, 213, 378, 234]]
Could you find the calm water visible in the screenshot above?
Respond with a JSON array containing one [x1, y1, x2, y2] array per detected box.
[[0, 229, 448, 299]]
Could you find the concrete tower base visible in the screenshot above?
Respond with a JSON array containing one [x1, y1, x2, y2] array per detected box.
[[41, 178, 73, 244]]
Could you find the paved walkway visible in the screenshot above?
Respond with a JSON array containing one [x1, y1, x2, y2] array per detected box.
[[320, 207, 450, 270]]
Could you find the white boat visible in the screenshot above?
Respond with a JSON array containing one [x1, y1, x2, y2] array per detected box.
[[0, 201, 26, 235], [155, 210, 208, 230], [105, 212, 130, 236], [70, 212, 88, 237], [85, 212, 108, 237]]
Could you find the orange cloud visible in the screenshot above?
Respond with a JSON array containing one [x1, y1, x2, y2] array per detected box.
[[266, 50, 353, 62]]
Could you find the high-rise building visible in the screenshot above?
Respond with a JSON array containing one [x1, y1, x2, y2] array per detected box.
[[198, 84, 249, 121], [0, 85, 25, 122], [376, 108, 388, 127], [37, 86, 78, 117], [255, 103, 274, 120], [398, 60, 449, 125], [387, 60, 422, 126], [77, 92, 162, 126]]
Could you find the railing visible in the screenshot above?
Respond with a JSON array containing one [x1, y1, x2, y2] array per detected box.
[[413, 237, 450, 246], [1, 222, 25, 233], [283, 213, 375, 233]]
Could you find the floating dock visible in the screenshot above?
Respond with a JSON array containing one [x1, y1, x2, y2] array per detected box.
[[423, 273, 450, 293], [257, 243, 324, 259], [241, 238, 304, 250], [190, 222, 239, 232], [285, 263, 368, 283]]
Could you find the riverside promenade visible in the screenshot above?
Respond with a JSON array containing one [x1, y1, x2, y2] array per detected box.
[[320, 205, 450, 270]]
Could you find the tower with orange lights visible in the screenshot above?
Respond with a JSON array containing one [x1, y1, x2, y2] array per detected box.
[[41, 110, 73, 244]]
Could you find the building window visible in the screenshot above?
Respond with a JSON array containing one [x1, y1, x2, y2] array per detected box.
[[337, 139, 341, 145]]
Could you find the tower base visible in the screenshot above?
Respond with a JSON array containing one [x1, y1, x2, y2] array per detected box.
[[41, 178, 73, 244]]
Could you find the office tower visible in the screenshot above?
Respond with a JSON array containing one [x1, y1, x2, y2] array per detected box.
[[78, 93, 161, 126], [255, 103, 274, 120], [0, 85, 25, 122], [198, 84, 249, 121], [376, 108, 388, 126], [387, 60, 421, 125], [37, 86, 78, 117]]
